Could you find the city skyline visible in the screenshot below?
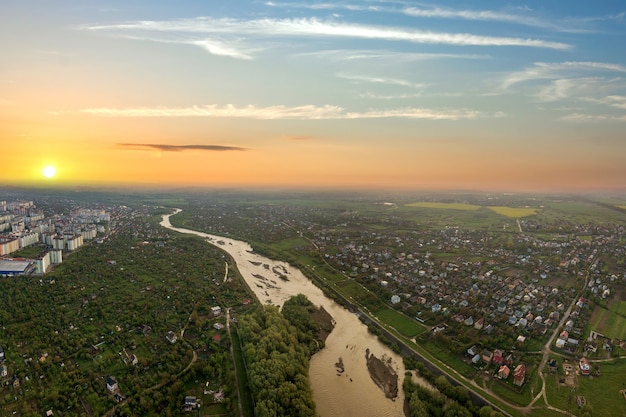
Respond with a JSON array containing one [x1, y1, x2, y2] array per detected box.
[[2, 1, 626, 192]]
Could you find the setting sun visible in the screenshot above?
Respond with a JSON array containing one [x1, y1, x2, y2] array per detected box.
[[42, 165, 57, 179]]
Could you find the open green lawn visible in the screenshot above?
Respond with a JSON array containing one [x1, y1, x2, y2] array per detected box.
[[374, 308, 426, 338]]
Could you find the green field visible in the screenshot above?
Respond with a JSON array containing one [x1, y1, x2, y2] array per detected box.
[[405, 202, 481, 210], [586, 358, 626, 416], [487, 206, 540, 218], [589, 301, 626, 340], [374, 308, 426, 338]]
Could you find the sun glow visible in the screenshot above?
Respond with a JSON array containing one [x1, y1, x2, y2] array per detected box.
[[42, 165, 57, 179]]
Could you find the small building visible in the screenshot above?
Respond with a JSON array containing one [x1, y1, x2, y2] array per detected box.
[[183, 396, 198, 411], [482, 349, 493, 364], [106, 376, 118, 392], [211, 306, 222, 316], [513, 364, 526, 386], [467, 345, 478, 357], [0, 364, 7, 377], [498, 365, 510, 380], [579, 357, 591, 376], [493, 349, 504, 365], [213, 323, 224, 330], [166, 331, 178, 344]]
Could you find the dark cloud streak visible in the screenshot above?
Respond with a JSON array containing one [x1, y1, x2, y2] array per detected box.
[[118, 143, 246, 152]]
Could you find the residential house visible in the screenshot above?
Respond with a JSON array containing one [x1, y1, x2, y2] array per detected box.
[[504, 353, 514, 366], [106, 376, 118, 393], [474, 318, 484, 330], [482, 349, 493, 364], [493, 349, 504, 365], [498, 365, 510, 380], [166, 331, 177, 344], [0, 344, 4, 361], [184, 396, 198, 412], [0, 364, 7, 377], [579, 357, 591, 376], [211, 306, 222, 316], [467, 345, 478, 357], [513, 364, 526, 386]]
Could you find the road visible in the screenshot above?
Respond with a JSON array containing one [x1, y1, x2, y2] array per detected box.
[[524, 257, 597, 415], [226, 308, 245, 417]]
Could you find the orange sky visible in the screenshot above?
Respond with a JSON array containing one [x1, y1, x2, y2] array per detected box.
[[2, 1, 626, 192]]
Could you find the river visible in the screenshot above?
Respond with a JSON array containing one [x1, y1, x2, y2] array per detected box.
[[161, 210, 406, 417]]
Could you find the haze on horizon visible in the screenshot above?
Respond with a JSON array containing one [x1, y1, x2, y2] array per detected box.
[[2, 1, 625, 193]]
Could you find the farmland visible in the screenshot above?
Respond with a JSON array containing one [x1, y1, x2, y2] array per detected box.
[[486, 206, 540, 218]]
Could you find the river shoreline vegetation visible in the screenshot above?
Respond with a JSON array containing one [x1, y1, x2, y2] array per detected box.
[[236, 294, 328, 417]]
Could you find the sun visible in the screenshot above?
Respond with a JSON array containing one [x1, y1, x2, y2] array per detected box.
[[42, 165, 57, 179]]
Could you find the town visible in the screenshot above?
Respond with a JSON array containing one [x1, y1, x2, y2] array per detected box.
[[0, 190, 625, 417]]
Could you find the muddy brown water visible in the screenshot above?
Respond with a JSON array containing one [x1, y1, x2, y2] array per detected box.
[[161, 211, 406, 416]]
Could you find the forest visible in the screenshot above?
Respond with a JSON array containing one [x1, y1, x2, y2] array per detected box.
[[236, 294, 328, 417]]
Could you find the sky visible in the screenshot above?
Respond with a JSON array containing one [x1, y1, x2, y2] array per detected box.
[[2, 0, 626, 192]]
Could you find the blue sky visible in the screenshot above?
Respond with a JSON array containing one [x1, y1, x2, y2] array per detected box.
[[2, 1, 626, 191]]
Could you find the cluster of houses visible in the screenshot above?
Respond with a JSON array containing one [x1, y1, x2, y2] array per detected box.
[[466, 346, 526, 387]]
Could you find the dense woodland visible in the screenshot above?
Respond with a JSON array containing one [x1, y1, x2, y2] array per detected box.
[[237, 295, 324, 417]]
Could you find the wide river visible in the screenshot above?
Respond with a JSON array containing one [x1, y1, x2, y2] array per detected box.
[[161, 210, 406, 417]]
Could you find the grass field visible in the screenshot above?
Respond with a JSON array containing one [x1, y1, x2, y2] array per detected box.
[[405, 202, 481, 210], [374, 308, 426, 338], [487, 206, 540, 218], [578, 359, 626, 417], [589, 301, 626, 340]]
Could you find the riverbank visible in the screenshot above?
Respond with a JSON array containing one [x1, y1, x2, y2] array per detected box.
[[161, 210, 407, 417]]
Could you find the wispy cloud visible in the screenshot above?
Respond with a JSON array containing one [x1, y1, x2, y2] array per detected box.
[[337, 73, 428, 89], [80, 16, 572, 57], [535, 77, 625, 102], [266, 2, 604, 33], [296, 49, 490, 62], [502, 61, 626, 88], [595, 95, 626, 110], [186, 40, 253, 60], [560, 113, 626, 123], [118, 143, 246, 152], [81, 104, 492, 120], [359, 92, 423, 100], [265, 2, 381, 12], [402, 6, 586, 32]]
